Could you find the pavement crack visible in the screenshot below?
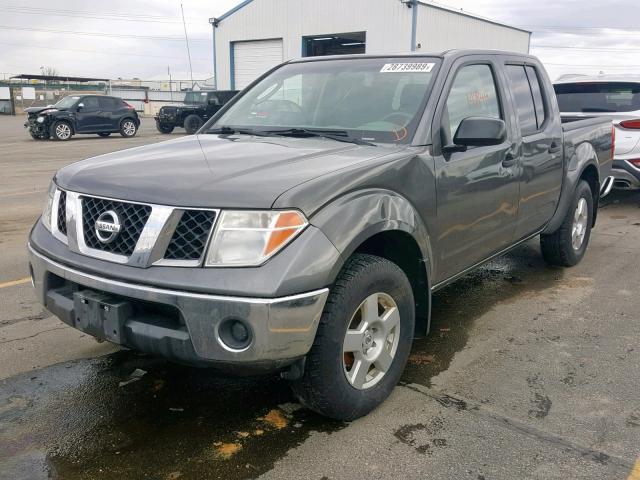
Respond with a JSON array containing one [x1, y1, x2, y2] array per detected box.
[[1, 310, 52, 327], [0, 326, 68, 345], [401, 382, 634, 472]]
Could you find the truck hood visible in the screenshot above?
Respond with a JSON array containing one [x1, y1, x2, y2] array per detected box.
[[55, 134, 399, 209]]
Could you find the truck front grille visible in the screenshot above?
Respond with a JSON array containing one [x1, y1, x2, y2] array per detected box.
[[57, 191, 67, 235], [164, 210, 216, 261], [81, 196, 152, 256]]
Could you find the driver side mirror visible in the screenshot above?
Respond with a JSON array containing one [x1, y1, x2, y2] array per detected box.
[[444, 117, 506, 153], [76, 103, 85, 111]]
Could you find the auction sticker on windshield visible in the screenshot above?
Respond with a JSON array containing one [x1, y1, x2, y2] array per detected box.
[[380, 63, 435, 73]]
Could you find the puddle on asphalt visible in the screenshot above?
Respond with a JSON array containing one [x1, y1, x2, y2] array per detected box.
[[0, 241, 563, 480], [402, 241, 563, 386]]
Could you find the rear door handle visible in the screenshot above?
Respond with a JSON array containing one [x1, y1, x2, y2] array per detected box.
[[502, 151, 516, 168], [548, 141, 561, 154]]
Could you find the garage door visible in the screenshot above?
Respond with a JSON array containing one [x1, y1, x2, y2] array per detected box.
[[233, 39, 283, 90]]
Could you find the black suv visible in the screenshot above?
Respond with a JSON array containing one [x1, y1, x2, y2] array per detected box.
[[155, 90, 238, 134], [25, 95, 140, 141]]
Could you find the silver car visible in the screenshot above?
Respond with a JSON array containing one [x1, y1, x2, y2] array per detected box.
[[554, 75, 640, 190]]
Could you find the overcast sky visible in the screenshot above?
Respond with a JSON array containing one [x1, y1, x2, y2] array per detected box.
[[0, 0, 638, 82]]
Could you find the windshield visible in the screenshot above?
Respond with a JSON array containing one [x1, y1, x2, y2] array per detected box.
[[554, 82, 640, 113], [184, 91, 209, 104], [54, 96, 80, 109], [208, 57, 440, 143]]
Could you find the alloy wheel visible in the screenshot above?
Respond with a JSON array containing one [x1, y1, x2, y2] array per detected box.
[[56, 123, 71, 140], [342, 292, 401, 390], [572, 197, 588, 250], [123, 121, 136, 136]]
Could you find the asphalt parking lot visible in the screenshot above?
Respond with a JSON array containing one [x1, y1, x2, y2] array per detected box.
[[0, 114, 639, 480]]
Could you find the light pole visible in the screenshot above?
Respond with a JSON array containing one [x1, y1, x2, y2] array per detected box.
[[208, 17, 218, 90]]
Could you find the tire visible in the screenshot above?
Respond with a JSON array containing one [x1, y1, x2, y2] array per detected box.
[[119, 119, 138, 138], [183, 114, 203, 134], [51, 121, 73, 141], [541, 179, 594, 267], [291, 254, 415, 421], [156, 122, 174, 134], [97, 132, 111, 137]]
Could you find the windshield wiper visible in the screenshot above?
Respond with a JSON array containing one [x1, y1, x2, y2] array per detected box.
[[208, 126, 273, 136], [264, 128, 376, 146]]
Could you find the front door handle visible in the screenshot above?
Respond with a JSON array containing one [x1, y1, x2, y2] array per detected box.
[[502, 151, 517, 168]]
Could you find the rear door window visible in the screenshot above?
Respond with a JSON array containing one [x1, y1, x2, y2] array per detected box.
[[444, 64, 502, 140], [525, 66, 546, 129], [505, 65, 537, 136], [82, 96, 100, 111], [98, 97, 117, 111]]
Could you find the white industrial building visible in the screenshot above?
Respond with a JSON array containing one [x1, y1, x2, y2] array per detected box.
[[208, 0, 530, 90]]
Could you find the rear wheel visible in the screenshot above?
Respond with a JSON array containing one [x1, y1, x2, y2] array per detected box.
[[97, 132, 111, 137], [184, 114, 203, 134], [291, 254, 415, 420], [51, 121, 72, 141], [541, 179, 594, 267], [119, 119, 138, 138], [156, 122, 174, 134]]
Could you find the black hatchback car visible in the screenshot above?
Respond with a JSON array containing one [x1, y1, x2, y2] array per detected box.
[[25, 95, 140, 141]]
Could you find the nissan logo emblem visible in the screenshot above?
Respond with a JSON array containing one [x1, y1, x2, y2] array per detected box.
[[95, 210, 122, 244]]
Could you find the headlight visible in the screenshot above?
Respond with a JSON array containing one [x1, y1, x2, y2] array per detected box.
[[41, 181, 56, 232], [205, 210, 308, 267], [36, 116, 45, 123]]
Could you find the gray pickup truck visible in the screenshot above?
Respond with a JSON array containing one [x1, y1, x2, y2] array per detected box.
[[29, 50, 613, 420]]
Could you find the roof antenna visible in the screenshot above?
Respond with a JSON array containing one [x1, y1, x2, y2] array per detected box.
[[181, 3, 195, 89]]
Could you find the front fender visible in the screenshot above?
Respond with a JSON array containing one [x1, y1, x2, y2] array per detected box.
[[310, 188, 433, 282], [543, 141, 599, 234]]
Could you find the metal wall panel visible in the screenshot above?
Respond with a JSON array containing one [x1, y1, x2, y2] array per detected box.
[[213, 0, 530, 90], [416, 5, 530, 54], [215, 0, 414, 90]]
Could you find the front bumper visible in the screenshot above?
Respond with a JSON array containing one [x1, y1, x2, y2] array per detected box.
[[29, 244, 329, 369], [24, 118, 49, 135]]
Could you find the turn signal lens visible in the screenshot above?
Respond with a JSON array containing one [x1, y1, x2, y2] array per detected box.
[[205, 210, 308, 267]]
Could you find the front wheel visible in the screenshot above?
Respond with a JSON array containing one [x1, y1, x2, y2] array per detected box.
[[119, 119, 138, 138], [51, 121, 72, 141], [541, 179, 594, 267], [183, 114, 203, 134], [291, 254, 415, 420], [156, 122, 174, 134]]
